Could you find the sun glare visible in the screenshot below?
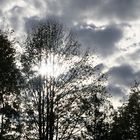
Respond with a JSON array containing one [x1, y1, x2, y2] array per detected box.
[[37, 53, 81, 79], [39, 61, 49, 76], [39, 60, 60, 78], [38, 54, 65, 78]]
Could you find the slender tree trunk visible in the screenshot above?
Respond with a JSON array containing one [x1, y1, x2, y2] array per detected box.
[[55, 100, 59, 140], [50, 81, 54, 140], [0, 94, 4, 140], [38, 76, 42, 140], [42, 79, 45, 140], [0, 114, 4, 140], [46, 82, 50, 140]]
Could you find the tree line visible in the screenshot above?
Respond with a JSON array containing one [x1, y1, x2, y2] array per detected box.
[[0, 20, 140, 140]]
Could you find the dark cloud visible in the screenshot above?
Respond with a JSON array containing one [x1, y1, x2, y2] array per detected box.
[[24, 17, 123, 56], [47, 0, 102, 19], [26, 0, 44, 9], [108, 64, 140, 87], [101, 0, 140, 21], [107, 64, 140, 99], [0, 0, 9, 6], [75, 24, 123, 56], [0, 0, 13, 17], [94, 63, 105, 71], [107, 84, 125, 98], [129, 49, 140, 61], [24, 16, 41, 32], [46, 0, 140, 24], [24, 15, 72, 33]]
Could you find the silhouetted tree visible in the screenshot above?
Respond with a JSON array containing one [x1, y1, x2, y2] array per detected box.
[[110, 82, 140, 140], [82, 90, 112, 140], [0, 30, 22, 139], [21, 19, 111, 140]]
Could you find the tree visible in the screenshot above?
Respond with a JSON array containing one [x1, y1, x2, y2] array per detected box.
[[0, 30, 22, 139], [82, 89, 112, 140], [110, 82, 140, 140], [21, 19, 111, 140]]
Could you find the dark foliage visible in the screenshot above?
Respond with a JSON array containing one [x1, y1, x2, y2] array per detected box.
[[0, 30, 22, 139], [110, 82, 140, 140]]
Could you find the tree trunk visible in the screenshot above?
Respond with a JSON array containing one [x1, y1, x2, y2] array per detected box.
[[0, 94, 4, 140], [38, 76, 42, 140]]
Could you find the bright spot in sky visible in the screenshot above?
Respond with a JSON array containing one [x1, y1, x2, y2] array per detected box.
[[37, 53, 82, 79], [38, 54, 67, 78], [39, 61, 49, 76], [39, 59, 61, 78]]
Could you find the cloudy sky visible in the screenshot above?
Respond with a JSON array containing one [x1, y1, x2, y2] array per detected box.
[[1, 0, 140, 107]]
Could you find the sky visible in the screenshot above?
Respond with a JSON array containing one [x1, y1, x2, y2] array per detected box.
[[0, 0, 140, 108]]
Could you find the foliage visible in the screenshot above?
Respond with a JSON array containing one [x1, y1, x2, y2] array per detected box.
[[0, 30, 22, 139], [110, 82, 140, 140]]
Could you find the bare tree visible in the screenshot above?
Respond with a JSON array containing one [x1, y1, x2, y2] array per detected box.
[[21, 19, 110, 140]]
